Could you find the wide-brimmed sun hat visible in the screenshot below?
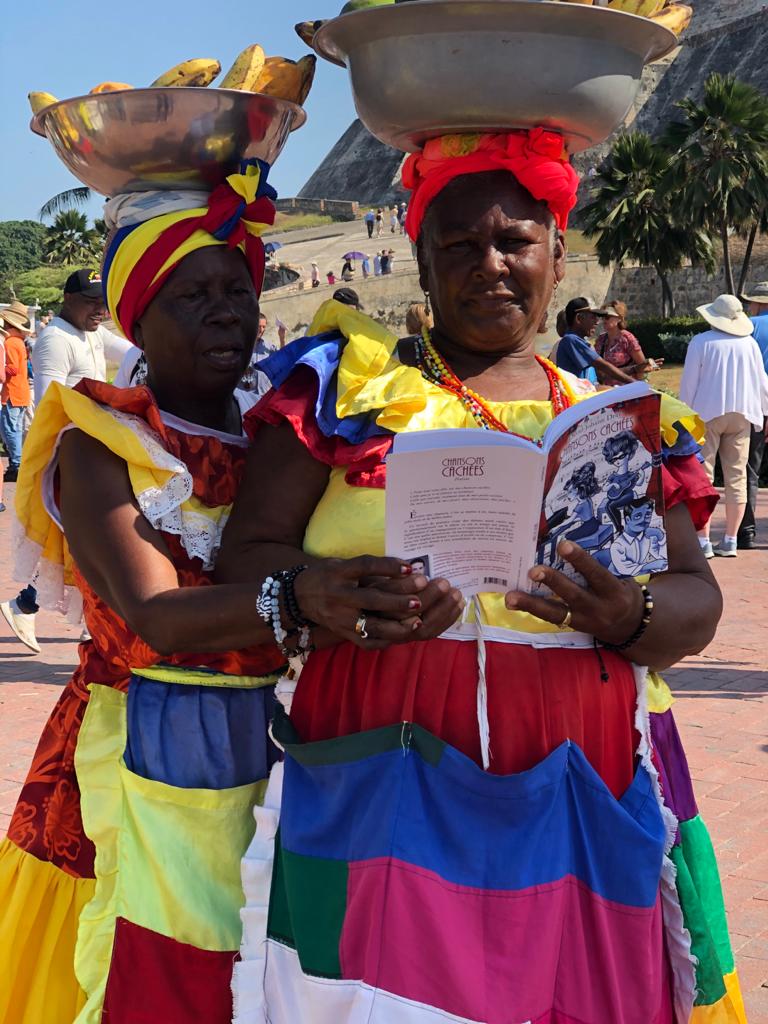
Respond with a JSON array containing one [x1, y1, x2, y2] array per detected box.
[[741, 281, 768, 305], [696, 294, 753, 337], [0, 302, 31, 334]]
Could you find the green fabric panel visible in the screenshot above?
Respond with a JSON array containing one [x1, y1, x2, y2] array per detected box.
[[679, 815, 735, 975], [267, 831, 348, 979], [670, 844, 727, 1006], [273, 706, 444, 768], [267, 830, 295, 949]]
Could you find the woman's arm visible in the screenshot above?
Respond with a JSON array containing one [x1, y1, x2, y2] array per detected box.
[[505, 503, 722, 672], [217, 421, 464, 645], [58, 429, 276, 656]]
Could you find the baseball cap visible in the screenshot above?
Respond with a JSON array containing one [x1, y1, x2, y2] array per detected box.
[[564, 296, 609, 322], [64, 268, 104, 299], [333, 287, 363, 310]]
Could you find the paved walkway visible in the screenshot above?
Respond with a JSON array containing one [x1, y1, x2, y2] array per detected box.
[[0, 484, 766, 1018]]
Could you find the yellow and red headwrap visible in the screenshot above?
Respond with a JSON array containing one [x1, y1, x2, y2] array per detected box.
[[102, 161, 276, 343], [402, 129, 580, 241]]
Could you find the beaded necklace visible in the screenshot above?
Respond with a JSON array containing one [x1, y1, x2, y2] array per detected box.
[[416, 330, 572, 442]]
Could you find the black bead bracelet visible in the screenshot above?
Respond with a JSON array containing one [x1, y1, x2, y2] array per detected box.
[[601, 584, 654, 653]]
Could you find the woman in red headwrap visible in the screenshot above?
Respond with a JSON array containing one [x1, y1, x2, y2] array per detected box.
[[218, 133, 746, 1023], [0, 167, 438, 1024]]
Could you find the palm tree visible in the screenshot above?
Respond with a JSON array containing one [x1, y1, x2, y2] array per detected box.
[[44, 210, 100, 266], [662, 73, 768, 294], [581, 131, 714, 317], [38, 186, 92, 222]]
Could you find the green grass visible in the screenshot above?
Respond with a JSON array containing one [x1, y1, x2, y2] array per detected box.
[[651, 364, 683, 397], [272, 213, 334, 232]]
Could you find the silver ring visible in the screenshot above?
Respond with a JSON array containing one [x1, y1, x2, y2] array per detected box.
[[355, 616, 369, 639], [560, 607, 573, 629]]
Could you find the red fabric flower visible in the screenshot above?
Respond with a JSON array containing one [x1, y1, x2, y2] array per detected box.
[[403, 129, 580, 240]]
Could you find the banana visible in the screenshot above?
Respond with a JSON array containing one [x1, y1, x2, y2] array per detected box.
[[649, 3, 693, 34], [254, 54, 317, 106], [294, 20, 326, 46], [150, 58, 221, 88], [28, 91, 58, 115], [608, 0, 665, 13], [220, 44, 266, 90], [90, 82, 134, 94]]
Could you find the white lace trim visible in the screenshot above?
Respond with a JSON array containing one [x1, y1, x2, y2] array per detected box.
[[13, 524, 83, 621]]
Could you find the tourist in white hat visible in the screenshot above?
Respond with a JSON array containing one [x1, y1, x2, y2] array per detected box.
[[737, 281, 768, 547], [680, 293, 768, 557]]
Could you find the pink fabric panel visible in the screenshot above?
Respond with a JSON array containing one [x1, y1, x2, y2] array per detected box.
[[340, 857, 670, 1024]]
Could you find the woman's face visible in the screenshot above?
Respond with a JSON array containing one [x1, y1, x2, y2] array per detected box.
[[418, 171, 566, 355], [604, 315, 619, 332], [135, 246, 259, 401]]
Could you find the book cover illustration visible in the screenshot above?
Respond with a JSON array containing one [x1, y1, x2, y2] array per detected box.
[[535, 393, 667, 584]]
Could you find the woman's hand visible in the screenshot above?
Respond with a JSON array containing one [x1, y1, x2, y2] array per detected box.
[[504, 540, 644, 646], [295, 557, 463, 649]]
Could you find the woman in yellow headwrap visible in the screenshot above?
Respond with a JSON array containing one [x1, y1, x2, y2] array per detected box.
[[0, 163, 439, 1024]]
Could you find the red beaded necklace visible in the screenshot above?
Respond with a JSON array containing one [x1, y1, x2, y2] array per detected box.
[[416, 331, 572, 443]]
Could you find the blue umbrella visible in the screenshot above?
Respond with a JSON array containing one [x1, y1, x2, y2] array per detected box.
[[264, 241, 282, 254], [343, 251, 368, 260]]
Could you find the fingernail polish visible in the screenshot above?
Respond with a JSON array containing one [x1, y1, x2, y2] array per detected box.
[[401, 564, 413, 575], [412, 619, 422, 630], [409, 599, 421, 609]]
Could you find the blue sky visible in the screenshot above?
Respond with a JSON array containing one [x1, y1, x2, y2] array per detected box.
[[0, 0, 357, 223]]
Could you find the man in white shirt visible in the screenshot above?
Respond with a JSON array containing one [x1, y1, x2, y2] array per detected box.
[[31, 268, 131, 404], [1, 269, 131, 653], [679, 293, 768, 558]]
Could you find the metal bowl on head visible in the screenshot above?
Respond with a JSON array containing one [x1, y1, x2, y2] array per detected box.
[[31, 87, 307, 196], [313, 0, 676, 153]]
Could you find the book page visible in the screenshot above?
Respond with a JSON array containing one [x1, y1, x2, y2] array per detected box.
[[385, 438, 544, 596], [534, 391, 667, 587]]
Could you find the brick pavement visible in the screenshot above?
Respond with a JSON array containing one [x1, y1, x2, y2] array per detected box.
[[0, 483, 766, 1018]]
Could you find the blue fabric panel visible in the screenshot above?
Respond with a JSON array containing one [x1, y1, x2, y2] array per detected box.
[[279, 737, 666, 908], [124, 675, 278, 789]]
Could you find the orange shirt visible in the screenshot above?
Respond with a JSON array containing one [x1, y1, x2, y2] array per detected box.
[[2, 334, 31, 407]]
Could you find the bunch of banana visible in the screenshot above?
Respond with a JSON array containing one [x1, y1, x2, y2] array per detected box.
[[220, 44, 266, 90], [28, 91, 58, 115], [648, 2, 693, 34], [598, 0, 693, 35], [294, 20, 326, 47], [150, 58, 221, 87], [255, 55, 316, 106], [90, 82, 133, 94]]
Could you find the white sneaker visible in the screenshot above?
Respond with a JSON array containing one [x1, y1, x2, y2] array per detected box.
[[700, 540, 714, 560], [79, 628, 91, 642], [713, 538, 738, 558], [0, 599, 41, 654]]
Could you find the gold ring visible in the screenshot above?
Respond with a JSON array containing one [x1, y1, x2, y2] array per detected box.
[[355, 616, 369, 639], [560, 607, 573, 629]]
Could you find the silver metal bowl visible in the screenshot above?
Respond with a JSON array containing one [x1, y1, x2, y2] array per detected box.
[[31, 88, 307, 196], [313, 0, 676, 153]]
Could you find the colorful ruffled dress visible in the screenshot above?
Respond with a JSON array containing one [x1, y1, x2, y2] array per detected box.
[[0, 380, 284, 1024], [232, 301, 746, 1024]]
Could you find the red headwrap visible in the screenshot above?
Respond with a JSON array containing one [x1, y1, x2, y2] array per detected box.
[[402, 129, 580, 241]]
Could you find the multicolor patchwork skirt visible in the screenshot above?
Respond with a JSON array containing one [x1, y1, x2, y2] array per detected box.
[[0, 666, 277, 1024], [232, 662, 747, 1024]]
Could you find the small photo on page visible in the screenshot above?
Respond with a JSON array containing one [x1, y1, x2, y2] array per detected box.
[[407, 555, 431, 578]]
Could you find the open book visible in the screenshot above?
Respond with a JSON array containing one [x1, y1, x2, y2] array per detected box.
[[385, 382, 667, 597]]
